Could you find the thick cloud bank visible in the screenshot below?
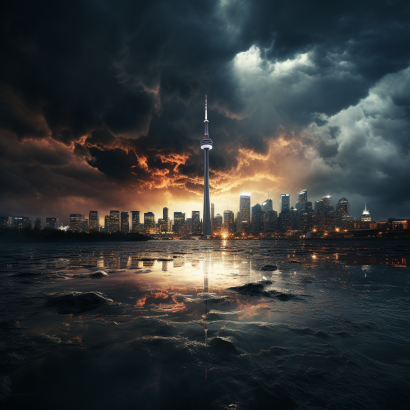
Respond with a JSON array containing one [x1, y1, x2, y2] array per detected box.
[[1, 0, 410, 221]]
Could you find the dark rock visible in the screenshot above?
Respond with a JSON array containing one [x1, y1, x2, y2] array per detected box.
[[46, 291, 113, 314], [209, 337, 238, 354], [89, 271, 108, 279], [260, 265, 277, 271]]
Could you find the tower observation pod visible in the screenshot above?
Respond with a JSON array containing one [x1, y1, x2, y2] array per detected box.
[[201, 95, 213, 236]]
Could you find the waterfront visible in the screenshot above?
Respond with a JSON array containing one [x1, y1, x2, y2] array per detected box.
[[1, 239, 409, 409]]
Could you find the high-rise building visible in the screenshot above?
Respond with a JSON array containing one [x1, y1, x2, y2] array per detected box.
[[104, 215, 111, 232], [82, 219, 89, 232], [315, 196, 335, 231], [89, 211, 100, 232], [298, 189, 308, 211], [12, 216, 31, 230], [34, 218, 42, 229], [280, 194, 290, 212], [70, 214, 85, 232], [185, 218, 193, 234], [144, 212, 155, 233], [173, 212, 185, 234], [110, 210, 120, 232], [335, 198, 353, 228], [214, 214, 223, 233], [163, 207, 170, 232], [261, 199, 273, 213], [131, 211, 140, 233], [0, 216, 12, 228], [223, 210, 235, 234], [200, 95, 213, 236], [251, 204, 264, 235], [264, 210, 277, 232], [121, 212, 129, 233], [192, 211, 201, 234], [45, 217, 59, 230], [361, 204, 372, 222], [239, 194, 251, 231]]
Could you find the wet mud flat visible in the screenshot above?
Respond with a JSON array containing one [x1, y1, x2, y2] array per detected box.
[[0, 239, 409, 409]]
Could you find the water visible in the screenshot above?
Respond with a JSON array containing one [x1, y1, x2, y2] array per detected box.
[[1, 239, 409, 409]]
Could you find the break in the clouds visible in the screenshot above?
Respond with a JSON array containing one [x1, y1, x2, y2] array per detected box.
[[1, 0, 410, 222]]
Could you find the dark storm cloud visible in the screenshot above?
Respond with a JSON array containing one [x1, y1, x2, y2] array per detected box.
[[1, 0, 410, 219]]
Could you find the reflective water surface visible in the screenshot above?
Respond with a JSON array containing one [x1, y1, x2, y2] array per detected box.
[[1, 239, 409, 409]]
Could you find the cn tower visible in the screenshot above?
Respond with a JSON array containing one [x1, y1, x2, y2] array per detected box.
[[200, 95, 213, 236]]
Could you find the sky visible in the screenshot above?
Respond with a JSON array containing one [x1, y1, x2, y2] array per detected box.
[[1, 0, 410, 225]]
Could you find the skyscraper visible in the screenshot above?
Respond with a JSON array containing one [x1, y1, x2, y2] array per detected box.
[[163, 207, 169, 232], [298, 189, 308, 211], [192, 211, 201, 234], [89, 211, 99, 231], [144, 212, 155, 233], [261, 199, 273, 212], [173, 212, 185, 234], [70, 214, 85, 232], [361, 204, 372, 222], [280, 194, 290, 212], [131, 211, 140, 232], [200, 95, 213, 236], [251, 204, 264, 234], [110, 210, 120, 232], [239, 194, 251, 231], [211, 203, 214, 229], [35, 218, 42, 229], [223, 210, 235, 234], [121, 212, 129, 233], [335, 198, 353, 228]]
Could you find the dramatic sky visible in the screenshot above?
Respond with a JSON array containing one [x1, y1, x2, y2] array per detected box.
[[1, 0, 410, 224]]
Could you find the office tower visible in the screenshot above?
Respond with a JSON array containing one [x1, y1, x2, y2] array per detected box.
[[298, 189, 308, 211], [361, 204, 372, 222], [34, 218, 41, 229], [131, 211, 140, 232], [223, 210, 235, 234], [104, 215, 111, 232], [251, 204, 264, 235], [280, 194, 290, 212], [211, 203, 214, 229], [45, 217, 59, 229], [120, 212, 129, 233], [144, 212, 155, 233], [163, 207, 170, 232], [12, 216, 31, 230], [110, 210, 120, 232], [264, 210, 277, 232], [173, 212, 185, 234], [185, 218, 193, 234], [82, 219, 89, 232], [89, 211, 100, 231], [0, 216, 12, 228], [335, 198, 353, 228], [201, 95, 213, 236], [239, 194, 251, 232], [214, 214, 223, 233], [70, 214, 85, 232], [315, 196, 335, 231], [261, 199, 273, 213], [192, 211, 201, 234]]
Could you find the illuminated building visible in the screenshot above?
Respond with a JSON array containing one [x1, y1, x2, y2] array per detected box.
[[110, 210, 120, 232], [213, 214, 223, 233], [315, 196, 335, 231], [0, 216, 12, 228], [200, 95, 213, 236], [131, 211, 140, 232], [239, 194, 251, 231], [104, 215, 110, 232], [163, 207, 170, 232], [264, 210, 277, 232], [361, 204, 372, 222], [251, 203, 264, 234], [261, 199, 272, 212], [335, 198, 353, 228], [223, 210, 235, 234], [121, 212, 129, 233], [89, 211, 100, 231], [69, 214, 85, 232], [185, 218, 192, 234], [280, 194, 290, 212], [298, 189, 308, 211], [12, 216, 31, 230], [173, 212, 185, 234], [144, 212, 155, 233], [192, 211, 201, 234], [45, 217, 59, 230]]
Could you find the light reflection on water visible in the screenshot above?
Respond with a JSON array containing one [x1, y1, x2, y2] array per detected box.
[[0, 239, 409, 409]]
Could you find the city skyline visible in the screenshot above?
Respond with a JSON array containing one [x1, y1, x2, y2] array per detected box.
[[1, 2, 410, 228]]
